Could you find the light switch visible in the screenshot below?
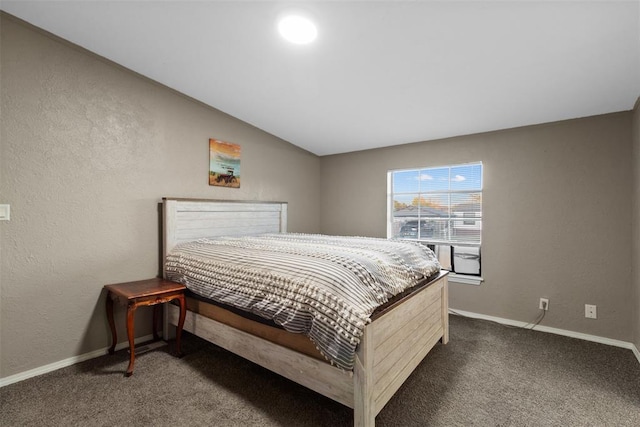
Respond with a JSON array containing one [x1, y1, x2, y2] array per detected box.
[[0, 204, 10, 221]]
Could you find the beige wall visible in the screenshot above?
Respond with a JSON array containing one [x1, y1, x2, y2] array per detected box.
[[320, 113, 634, 342], [0, 15, 321, 378], [632, 98, 640, 352]]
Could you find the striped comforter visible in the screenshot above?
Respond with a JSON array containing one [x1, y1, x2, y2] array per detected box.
[[165, 233, 440, 370]]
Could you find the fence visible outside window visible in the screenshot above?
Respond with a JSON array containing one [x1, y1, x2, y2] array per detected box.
[[387, 162, 482, 273]]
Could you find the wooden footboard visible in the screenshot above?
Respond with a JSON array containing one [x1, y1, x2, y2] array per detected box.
[[167, 272, 448, 427], [354, 273, 448, 425]]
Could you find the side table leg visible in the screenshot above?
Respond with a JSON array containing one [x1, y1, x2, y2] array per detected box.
[[176, 295, 186, 358], [106, 292, 117, 355], [126, 303, 137, 377], [152, 305, 161, 341]]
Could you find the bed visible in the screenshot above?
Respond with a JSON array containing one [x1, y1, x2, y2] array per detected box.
[[161, 198, 449, 426]]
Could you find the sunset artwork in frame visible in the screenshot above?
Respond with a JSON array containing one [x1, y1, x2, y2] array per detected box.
[[209, 139, 241, 188]]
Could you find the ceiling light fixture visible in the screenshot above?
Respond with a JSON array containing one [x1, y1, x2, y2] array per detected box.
[[278, 15, 317, 45]]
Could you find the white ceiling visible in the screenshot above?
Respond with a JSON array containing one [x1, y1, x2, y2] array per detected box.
[[2, 1, 639, 156]]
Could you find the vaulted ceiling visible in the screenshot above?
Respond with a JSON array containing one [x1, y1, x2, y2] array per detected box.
[[2, 1, 639, 156]]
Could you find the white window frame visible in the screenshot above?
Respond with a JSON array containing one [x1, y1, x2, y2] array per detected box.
[[387, 162, 483, 285]]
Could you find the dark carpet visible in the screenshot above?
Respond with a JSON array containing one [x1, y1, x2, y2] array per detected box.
[[1, 315, 639, 426]]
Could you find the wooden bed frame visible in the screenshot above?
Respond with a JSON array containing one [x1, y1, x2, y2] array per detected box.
[[162, 198, 449, 426]]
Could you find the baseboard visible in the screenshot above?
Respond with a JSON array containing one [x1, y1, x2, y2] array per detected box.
[[632, 343, 640, 365], [3, 314, 639, 387], [0, 334, 156, 388], [450, 308, 640, 364]]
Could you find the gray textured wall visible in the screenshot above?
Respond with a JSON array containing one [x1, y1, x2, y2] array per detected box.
[[320, 113, 634, 342], [632, 98, 640, 353], [0, 15, 320, 378]]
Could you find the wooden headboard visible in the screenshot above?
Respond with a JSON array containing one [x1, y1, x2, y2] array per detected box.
[[162, 198, 288, 277]]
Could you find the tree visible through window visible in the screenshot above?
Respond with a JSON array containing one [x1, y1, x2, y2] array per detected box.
[[387, 162, 482, 271]]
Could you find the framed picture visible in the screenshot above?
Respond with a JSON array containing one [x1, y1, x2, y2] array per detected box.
[[209, 139, 241, 188], [450, 246, 481, 276]]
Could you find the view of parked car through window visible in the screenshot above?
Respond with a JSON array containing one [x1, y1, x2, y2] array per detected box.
[[398, 219, 436, 239]]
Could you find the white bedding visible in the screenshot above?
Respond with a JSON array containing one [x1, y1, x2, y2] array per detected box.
[[164, 233, 440, 370]]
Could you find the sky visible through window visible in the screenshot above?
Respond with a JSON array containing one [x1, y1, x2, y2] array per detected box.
[[392, 163, 482, 194], [392, 163, 482, 209], [389, 162, 483, 246]]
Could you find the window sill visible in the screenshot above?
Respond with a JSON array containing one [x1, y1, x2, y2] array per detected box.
[[447, 272, 483, 286]]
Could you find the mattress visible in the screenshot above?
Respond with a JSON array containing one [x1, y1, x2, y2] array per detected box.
[[165, 233, 440, 370]]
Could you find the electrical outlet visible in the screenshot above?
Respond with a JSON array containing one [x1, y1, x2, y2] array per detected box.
[[539, 298, 549, 311], [585, 304, 597, 319]]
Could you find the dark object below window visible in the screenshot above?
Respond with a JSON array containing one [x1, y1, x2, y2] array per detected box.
[[451, 246, 481, 276]]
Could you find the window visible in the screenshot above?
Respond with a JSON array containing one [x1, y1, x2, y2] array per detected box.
[[387, 162, 483, 280], [462, 212, 477, 226]]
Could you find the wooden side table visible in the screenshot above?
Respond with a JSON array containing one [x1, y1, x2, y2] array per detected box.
[[105, 278, 186, 376]]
